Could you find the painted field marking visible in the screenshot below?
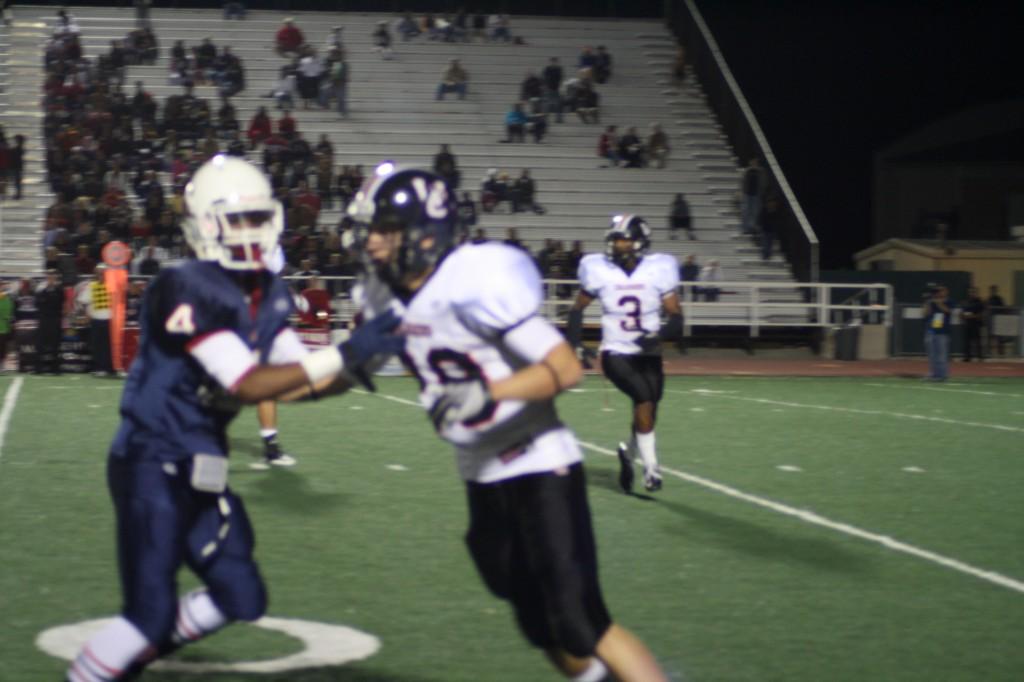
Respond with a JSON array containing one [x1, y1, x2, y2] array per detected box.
[[865, 383, 1024, 399], [776, 465, 802, 472], [669, 390, 1024, 434], [576, 439, 1024, 596], [903, 467, 925, 473], [37, 617, 379, 672], [360, 387, 1024, 596], [0, 377, 25, 461], [387, 464, 408, 471]]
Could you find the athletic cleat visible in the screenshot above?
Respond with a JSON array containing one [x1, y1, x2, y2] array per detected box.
[[263, 440, 297, 467], [616, 443, 635, 493], [643, 469, 663, 492]]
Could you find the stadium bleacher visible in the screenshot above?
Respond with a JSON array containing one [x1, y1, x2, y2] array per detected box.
[[0, 7, 802, 324]]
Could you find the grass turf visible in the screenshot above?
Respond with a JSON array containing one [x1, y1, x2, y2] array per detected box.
[[0, 373, 1022, 681]]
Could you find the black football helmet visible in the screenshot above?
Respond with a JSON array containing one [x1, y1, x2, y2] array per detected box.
[[347, 163, 458, 290], [604, 214, 651, 268]]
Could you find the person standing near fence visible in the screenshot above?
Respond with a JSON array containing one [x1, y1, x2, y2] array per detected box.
[[961, 286, 985, 362], [923, 285, 952, 381]]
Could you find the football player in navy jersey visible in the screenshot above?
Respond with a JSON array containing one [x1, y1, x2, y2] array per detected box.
[[65, 156, 402, 682], [350, 164, 667, 682], [567, 215, 683, 493]]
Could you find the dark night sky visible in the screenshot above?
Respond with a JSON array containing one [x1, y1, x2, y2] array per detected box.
[[694, 0, 1024, 269]]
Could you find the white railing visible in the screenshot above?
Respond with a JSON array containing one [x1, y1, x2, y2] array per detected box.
[[283, 277, 893, 338]]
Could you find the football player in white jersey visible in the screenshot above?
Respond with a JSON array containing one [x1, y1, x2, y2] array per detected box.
[[567, 215, 683, 493], [350, 164, 667, 682]]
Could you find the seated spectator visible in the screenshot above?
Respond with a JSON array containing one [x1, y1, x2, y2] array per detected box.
[[471, 228, 488, 244], [699, 259, 722, 302], [574, 82, 600, 124], [315, 133, 334, 162], [436, 59, 468, 100], [372, 21, 394, 60], [511, 169, 543, 214], [433, 144, 460, 189], [502, 103, 527, 143], [520, 71, 543, 102], [299, 276, 332, 328], [223, 1, 246, 20], [247, 106, 272, 149], [669, 193, 694, 240], [276, 18, 304, 56], [578, 46, 597, 71], [618, 126, 644, 168], [271, 65, 297, 110], [396, 12, 420, 41], [646, 123, 670, 168], [325, 26, 344, 52], [526, 98, 547, 143], [292, 180, 321, 223], [488, 14, 510, 42], [314, 156, 334, 209], [597, 125, 619, 167], [680, 254, 700, 301], [594, 46, 612, 83], [503, 228, 528, 252], [456, 192, 477, 233], [278, 109, 297, 138], [480, 169, 509, 213]]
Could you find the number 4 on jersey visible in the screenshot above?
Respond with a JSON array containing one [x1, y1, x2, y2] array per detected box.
[[166, 303, 197, 334]]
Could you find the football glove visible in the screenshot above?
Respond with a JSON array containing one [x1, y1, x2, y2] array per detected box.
[[575, 344, 596, 369], [339, 309, 404, 369], [428, 378, 494, 432]]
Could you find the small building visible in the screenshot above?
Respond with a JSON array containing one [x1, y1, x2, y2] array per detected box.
[[854, 238, 1024, 303]]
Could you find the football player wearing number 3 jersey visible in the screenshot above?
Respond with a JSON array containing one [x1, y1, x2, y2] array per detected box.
[[567, 215, 683, 493], [350, 163, 666, 682], [65, 157, 403, 682]]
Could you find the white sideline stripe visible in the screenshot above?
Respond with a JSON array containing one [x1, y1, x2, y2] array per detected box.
[[668, 390, 1024, 434], [361, 387, 1024, 595], [0, 378, 25, 461], [576, 439, 1024, 596], [864, 383, 1024, 399]]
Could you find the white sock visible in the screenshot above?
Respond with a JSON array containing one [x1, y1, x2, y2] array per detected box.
[[259, 428, 278, 440], [572, 658, 608, 682], [171, 589, 229, 647], [635, 431, 658, 473], [67, 616, 149, 682]]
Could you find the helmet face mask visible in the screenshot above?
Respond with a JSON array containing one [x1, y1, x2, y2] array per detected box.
[[604, 214, 651, 269], [348, 163, 457, 292], [183, 156, 283, 271]]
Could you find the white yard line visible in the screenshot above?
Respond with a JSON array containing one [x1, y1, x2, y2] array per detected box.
[[576, 438, 1024, 596], [669, 390, 1024, 434], [864, 382, 1024, 399], [0, 377, 25, 460], [362, 386, 1024, 596]]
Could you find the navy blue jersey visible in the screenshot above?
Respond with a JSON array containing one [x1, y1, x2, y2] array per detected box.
[[110, 261, 294, 462]]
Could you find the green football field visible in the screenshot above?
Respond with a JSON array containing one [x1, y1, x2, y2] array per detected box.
[[1, 373, 1022, 681]]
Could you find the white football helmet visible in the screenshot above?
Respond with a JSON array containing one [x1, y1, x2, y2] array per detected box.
[[183, 155, 284, 271]]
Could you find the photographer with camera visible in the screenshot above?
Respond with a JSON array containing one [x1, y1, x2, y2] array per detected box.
[[922, 285, 952, 381]]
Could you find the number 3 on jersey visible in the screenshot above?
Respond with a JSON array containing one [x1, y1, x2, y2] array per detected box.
[[618, 295, 644, 332], [166, 303, 197, 334]]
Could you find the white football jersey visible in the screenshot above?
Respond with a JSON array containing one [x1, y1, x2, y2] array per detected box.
[[355, 243, 582, 484], [577, 252, 680, 354]]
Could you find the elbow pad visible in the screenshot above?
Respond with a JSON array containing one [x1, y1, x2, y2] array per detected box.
[[659, 313, 683, 342], [566, 307, 584, 347]]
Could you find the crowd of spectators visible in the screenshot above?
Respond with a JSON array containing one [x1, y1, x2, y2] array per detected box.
[[597, 123, 670, 168]]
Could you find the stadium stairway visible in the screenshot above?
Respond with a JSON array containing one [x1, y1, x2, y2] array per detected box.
[[1, 7, 804, 324]]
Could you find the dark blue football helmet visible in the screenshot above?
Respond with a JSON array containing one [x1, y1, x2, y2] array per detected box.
[[347, 163, 458, 290]]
